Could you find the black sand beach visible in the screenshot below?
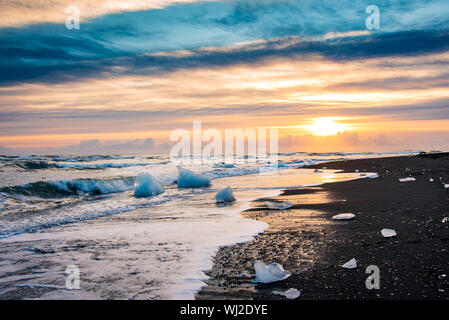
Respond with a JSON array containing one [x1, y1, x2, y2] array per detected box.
[[197, 153, 449, 300]]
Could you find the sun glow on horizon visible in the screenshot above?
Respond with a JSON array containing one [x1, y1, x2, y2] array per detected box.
[[304, 117, 348, 136]]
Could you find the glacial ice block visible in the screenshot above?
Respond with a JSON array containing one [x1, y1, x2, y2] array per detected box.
[[342, 258, 357, 269], [177, 168, 211, 188], [264, 201, 292, 210], [254, 260, 292, 283], [215, 187, 236, 203], [332, 213, 355, 220], [381, 228, 397, 238], [134, 173, 164, 198]]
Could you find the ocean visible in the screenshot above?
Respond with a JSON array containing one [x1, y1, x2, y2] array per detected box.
[[0, 151, 416, 299]]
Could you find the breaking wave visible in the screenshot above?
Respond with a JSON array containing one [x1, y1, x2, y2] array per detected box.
[[0, 177, 135, 198]]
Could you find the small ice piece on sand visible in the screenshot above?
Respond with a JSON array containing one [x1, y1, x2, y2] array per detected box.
[[442, 217, 449, 223], [215, 187, 235, 203], [342, 258, 357, 269], [283, 288, 301, 299], [444, 184, 449, 189], [254, 260, 292, 283], [332, 213, 355, 220], [273, 288, 301, 299], [399, 177, 416, 182], [381, 228, 397, 238], [134, 173, 164, 198], [264, 201, 292, 210], [177, 168, 211, 188], [429, 178, 434, 182]]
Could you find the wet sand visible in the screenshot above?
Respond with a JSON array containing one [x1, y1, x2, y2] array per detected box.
[[197, 153, 449, 300]]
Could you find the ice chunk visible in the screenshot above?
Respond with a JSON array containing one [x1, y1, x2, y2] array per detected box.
[[442, 217, 448, 223], [283, 288, 301, 299], [381, 228, 397, 238], [177, 168, 211, 188], [342, 258, 357, 269], [332, 213, 355, 220], [254, 260, 292, 283], [273, 288, 301, 299], [264, 201, 292, 210], [133, 173, 164, 198], [444, 184, 449, 189], [429, 178, 434, 182], [214, 163, 235, 168], [399, 177, 415, 182], [215, 187, 235, 203]]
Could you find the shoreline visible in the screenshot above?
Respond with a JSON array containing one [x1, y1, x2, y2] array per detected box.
[[196, 153, 449, 300]]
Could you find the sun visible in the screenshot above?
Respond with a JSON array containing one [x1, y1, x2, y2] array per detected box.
[[304, 117, 347, 136]]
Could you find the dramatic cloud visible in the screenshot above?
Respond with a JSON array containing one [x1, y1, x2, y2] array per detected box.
[[0, 138, 170, 155], [0, 0, 209, 27], [1, 0, 449, 153], [1, 0, 449, 85]]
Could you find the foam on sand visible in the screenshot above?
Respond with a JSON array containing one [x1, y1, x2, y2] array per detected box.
[[177, 168, 211, 188], [215, 187, 235, 203], [134, 173, 164, 198]]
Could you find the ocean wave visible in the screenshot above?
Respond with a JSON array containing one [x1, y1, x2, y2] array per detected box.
[[15, 161, 55, 170], [0, 177, 135, 198], [50, 155, 136, 162], [53, 162, 160, 169]]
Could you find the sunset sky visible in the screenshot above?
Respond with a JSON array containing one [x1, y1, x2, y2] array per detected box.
[[1, 0, 449, 154]]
